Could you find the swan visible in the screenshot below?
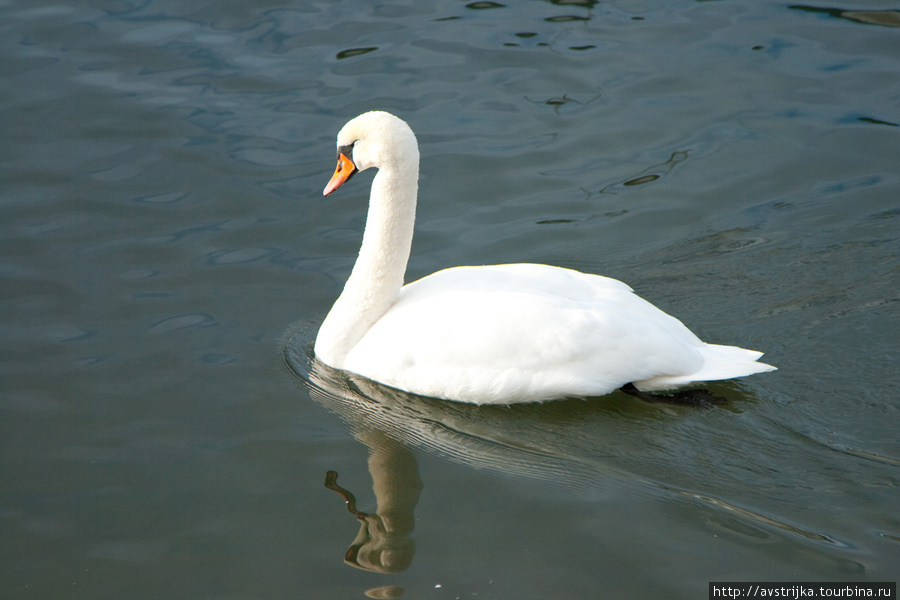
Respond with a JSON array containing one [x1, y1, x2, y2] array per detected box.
[[314, 111, 775, 405]]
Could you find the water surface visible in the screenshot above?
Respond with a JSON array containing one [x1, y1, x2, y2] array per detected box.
[[2, 0, 898, 598]]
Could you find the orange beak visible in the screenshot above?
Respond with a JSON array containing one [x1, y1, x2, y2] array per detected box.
[[323, 152, 358, 196]]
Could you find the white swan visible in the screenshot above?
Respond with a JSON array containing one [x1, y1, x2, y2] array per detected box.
[[314, 111, 775, 405]]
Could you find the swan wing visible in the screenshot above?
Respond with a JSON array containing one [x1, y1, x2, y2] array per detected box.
[[345, 264, 713, 404]]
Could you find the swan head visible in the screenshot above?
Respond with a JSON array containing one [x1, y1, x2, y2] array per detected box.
[[323, 111, 419, 196]]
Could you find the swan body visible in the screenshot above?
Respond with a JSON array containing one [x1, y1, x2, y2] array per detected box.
[[314, 111, 775, 405]]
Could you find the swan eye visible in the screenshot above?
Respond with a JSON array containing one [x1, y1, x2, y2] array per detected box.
[[337, 142, 356, 167]]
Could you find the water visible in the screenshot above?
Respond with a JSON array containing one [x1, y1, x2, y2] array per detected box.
[[2, 0, 898, 597]]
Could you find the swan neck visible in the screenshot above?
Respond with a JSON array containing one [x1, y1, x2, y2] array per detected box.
[[347, 166, 417, 300], [316, 155, 419, 365]]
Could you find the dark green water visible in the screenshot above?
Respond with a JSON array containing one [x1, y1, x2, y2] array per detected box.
[[2, 1, 898, 598]]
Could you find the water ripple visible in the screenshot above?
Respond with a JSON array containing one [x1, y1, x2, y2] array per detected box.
[[207, 247, 281, 265], [149, 313, 217, 333]]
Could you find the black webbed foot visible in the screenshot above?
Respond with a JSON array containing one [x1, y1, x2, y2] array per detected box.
[[619, 382, 726, 409]]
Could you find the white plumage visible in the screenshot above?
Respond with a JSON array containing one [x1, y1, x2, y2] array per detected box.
[[314, 111, 775, 404]]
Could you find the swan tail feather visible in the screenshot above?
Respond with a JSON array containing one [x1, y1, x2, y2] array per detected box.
[[632, 343, 776, 391]]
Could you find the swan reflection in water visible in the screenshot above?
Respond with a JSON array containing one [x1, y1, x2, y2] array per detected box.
[[292, 351, 843, 596], [323, 434, 421, 575], [297, 351, 627, 578], [284, 336, 763, 581]]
